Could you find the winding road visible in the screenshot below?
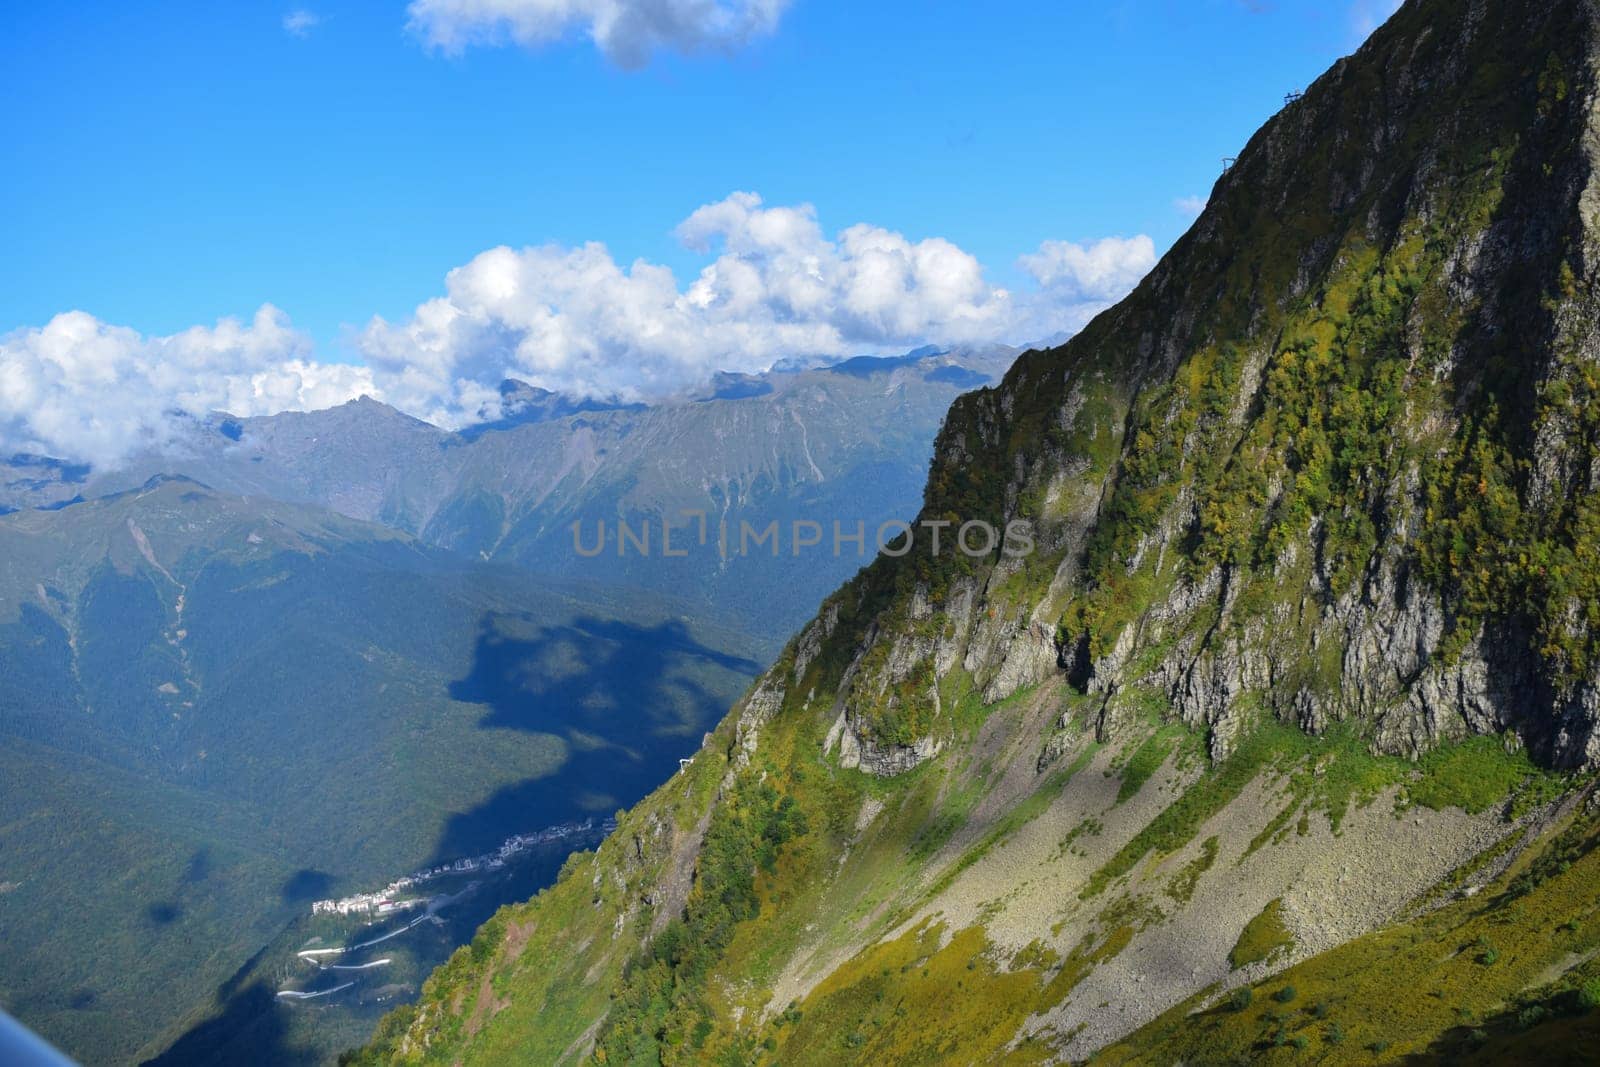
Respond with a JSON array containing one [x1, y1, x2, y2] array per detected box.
[[296, 913, 430, 959], [275, 982, 354, 1001], [319, 958, 392, 972]]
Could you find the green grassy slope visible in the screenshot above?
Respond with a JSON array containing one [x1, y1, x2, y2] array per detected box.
[[350, 663, 1587, 1066]]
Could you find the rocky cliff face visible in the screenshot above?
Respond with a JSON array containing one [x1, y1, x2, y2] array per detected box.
[[352, 3, 1600, 1064], [814, 0, 1600, 776]]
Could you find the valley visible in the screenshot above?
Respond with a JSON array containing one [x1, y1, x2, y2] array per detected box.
[[0, 345, 1008, 1064], [0, 479, 762, 1064]]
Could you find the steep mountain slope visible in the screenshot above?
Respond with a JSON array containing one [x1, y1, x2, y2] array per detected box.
[[3, 346, 1017, 635], [0, 479, 760, 1065], [349, 1, 1600, 1063]]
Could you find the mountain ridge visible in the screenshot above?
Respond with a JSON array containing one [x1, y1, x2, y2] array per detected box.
[[348, 1, 1600, 1062], [0, 344, 1019, 635]]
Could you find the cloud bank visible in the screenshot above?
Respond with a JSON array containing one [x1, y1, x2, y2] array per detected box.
[[0, 308, 373, 468], [356, 193, 1155, 426], [406, 0, 790, 68], [0, 193, 1157, 467]]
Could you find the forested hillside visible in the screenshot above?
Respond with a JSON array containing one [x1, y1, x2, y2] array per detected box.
[[0, 479, 759, 1063]]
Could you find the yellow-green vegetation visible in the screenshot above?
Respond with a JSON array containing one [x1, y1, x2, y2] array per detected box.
[[1095, 796, 1600, 1065], [1229, 899, 1294, 969], [349, 660, 1102, 1067], [357, 844, 627, 1067], [1406, 735, 1565, 816], [765, 917, 1147, 1066], [1114, 722, 1193, 803], [350, 666, 1576, 1067], [1165, 836, 1219, 904], [1083, 717, 1564, 899], [760, 923, 1058, 1066], [345, 707, 760, 1067], [591, 777, 809, 1064]]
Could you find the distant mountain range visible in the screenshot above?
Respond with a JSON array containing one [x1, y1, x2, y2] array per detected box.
[[2, 343, 1018, 635], [0, 344, 1016, 1064]]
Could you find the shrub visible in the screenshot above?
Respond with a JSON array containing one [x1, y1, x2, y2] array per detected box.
[[1309, 1000, 1329, 1019], [1367, 1040, 1391, 1054], [1229, 898, 1295, 968], [1580, 977, 1600, 1012], [1518, 1004, 1550, 1029], [1228, 987, 1254, 1011], [593, 777, 810, 1061], [1291, 1035, 1310, 1050], [1327, 1022, 1345, 1045], [1273, 985, 1298, 1004]]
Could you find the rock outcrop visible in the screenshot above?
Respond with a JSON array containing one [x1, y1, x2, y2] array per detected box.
[[810, 0, 1600, 775]]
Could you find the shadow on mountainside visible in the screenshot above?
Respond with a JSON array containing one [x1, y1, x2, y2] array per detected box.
[[421, 612, 760, 865], [142, 612, 759, 1066], [1401, 1000, 1600, 1065], [140, 950, 305, 1067]]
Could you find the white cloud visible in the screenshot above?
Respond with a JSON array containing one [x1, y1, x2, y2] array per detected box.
[[0, 307, 372, 468], [4, 194, 1159, 467], [283, 9, 321, 37], [1351, 0, 1402, 40], [1017, 235, 1157, 303], [1174, 195, 1207, 218], [356, 193, 1156, 426], [406, 0, 790, 68]]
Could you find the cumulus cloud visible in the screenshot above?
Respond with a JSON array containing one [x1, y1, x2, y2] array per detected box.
[[1017, 234, 1157, 305], [356, 193, 1156, 426], [0, 307, 373, 468], [4, 194, 1158, 467], [406, 0, 790, 68], [1174, 195, 1207, 218], [283, 9, 321, 37]]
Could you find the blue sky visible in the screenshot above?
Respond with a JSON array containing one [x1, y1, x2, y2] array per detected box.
[[0, 0, 1402, 463], [3, 0, 1398, 346]]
